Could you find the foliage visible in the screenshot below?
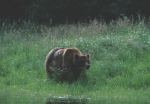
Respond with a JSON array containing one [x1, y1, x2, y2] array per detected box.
[[0, 0, 150, 23]]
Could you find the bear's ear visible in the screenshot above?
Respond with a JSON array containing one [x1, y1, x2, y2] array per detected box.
[[86, 54, 90, 58]]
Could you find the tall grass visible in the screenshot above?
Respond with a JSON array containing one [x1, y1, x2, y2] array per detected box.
[[0, 18, 150, 104]]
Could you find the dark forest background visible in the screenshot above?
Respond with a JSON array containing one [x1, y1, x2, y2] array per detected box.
[[0, 0, 149, 24]]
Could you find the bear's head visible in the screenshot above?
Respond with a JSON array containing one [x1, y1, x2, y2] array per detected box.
[[73, 54, 90, 70]]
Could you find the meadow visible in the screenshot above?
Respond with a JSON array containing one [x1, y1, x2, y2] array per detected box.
[[0, 18, 150, 104]]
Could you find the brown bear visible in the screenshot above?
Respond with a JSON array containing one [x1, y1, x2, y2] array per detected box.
[[45, 47, 90, 82]]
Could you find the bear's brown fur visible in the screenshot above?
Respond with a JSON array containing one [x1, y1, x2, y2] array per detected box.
[[45, 47, 90, 81]]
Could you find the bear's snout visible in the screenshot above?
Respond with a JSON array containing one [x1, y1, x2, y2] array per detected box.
[[86, 63, 90, 69]]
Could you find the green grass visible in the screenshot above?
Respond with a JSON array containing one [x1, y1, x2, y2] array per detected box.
[[0, 18, 150, 104]]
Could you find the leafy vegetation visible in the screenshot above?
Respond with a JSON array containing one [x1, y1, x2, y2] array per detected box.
[[0, 0, 150, 23], [0, 18, 150, 104]]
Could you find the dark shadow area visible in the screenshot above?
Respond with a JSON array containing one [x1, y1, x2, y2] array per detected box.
[[0, 0, 150, 24]]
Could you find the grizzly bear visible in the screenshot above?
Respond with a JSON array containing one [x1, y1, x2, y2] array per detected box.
[[45, 47, 90, 82]]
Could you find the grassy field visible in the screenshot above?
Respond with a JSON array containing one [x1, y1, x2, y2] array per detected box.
[[0, 18, 150, 104]]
